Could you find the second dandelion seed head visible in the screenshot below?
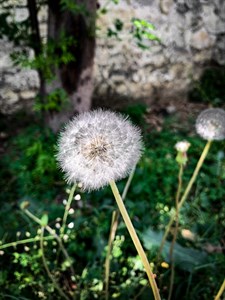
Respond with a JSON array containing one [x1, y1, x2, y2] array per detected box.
[[195, 108, 225, 141]]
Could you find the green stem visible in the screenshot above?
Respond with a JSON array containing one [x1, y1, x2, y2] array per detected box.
[[168, 164, 183, 300], [60, 184, 76, 237], [0, 235, 54, 250], [40, 227, 70, 300], [110, 180, 161, 300], [159, 140, 212, 256], [105, 167, 136, 300], [105, 210, 117, 300], [215, 278, 225, 300], [22, 208, 75, 277]]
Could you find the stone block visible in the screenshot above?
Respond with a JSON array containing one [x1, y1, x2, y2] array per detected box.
[[20, 90, 37, 100], [190, 28, 215, 49]]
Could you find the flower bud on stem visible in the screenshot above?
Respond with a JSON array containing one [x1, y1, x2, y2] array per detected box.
[[158, 140, 212, 257]]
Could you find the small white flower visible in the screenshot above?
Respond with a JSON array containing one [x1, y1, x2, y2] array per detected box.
[[175, 141, 190, 152], [196, 108, 225, 141], [55, 222, 61, 229], [63, 234, 69, 241], [74, 194, 81, 201], [57, 109, 142, 191], [68, 222, 74, 229], [69, 208, 75, 214]]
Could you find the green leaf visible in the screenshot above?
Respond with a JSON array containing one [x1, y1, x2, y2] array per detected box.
[[142, 228, 208, 272]]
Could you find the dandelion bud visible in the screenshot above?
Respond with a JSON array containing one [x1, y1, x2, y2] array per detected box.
[[175, 141, 190, 153], [195, 108, 225, 141], [56, 109, 143, 191], [20, 201, 30, 210], [175, 140, 190, 165]]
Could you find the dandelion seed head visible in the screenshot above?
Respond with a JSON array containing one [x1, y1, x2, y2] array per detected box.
[[196, 108, 225, 141], [56, 109, 143, 191]]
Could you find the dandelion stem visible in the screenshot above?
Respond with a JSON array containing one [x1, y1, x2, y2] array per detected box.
[[60, 184, 77, 237], [105, 167, 136, 300], [110, 180, 161, 300], [40, 227, 70, 300], [168, 164, 183, 300], [159, 140, 212, 256], [214, 278, 225, 300]]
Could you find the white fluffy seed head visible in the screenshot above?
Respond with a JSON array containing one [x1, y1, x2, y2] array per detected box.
[[195, 108, 225, 141], [56, 109, 143, 191]]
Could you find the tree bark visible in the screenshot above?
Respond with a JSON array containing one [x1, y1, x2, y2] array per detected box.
[[27, 0, 46, 113], [46, 0, 96, 131]]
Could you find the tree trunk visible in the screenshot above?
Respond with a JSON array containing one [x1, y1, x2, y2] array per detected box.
[[46, 0, 96, 131], [27, 0, 47, 117]]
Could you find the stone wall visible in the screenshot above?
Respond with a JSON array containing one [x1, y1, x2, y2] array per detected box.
[[94, 0, 225, 106], [0, 0, 46, 114], [0, 0, 225, 113]]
